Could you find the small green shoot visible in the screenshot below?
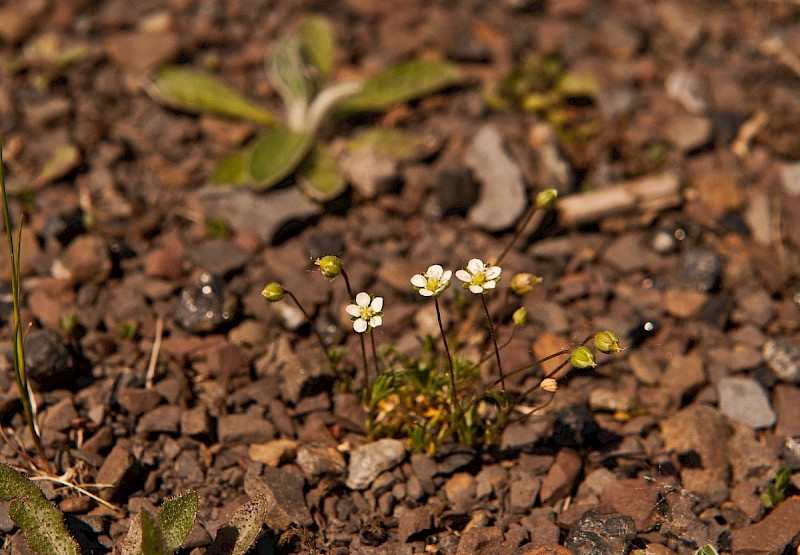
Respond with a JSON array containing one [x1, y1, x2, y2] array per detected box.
[[760, 466, 791, 509], [694, 545, 719, 555]]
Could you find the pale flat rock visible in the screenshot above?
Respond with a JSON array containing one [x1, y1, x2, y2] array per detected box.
[[718, 376, 776, 429], [346, 438, 406, 490], [465, 124, 528, 232]]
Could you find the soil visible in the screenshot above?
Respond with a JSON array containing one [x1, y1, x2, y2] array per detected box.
[[2, 1, 800, 554]]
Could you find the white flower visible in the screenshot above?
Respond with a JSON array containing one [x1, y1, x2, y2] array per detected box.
[[455, 258, 502, 294], [410, 264, 452, 298], [345, 292, 384, 333]]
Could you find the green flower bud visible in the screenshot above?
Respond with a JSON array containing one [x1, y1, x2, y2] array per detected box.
[[316, 255, 343, 278], [536, 188, 558, 209], [512, 307, 528, 326], [262, 282, 285, 302], [570, 346, 597, 369], [510, 273, 542, 296], [594, 330, 621, 354]]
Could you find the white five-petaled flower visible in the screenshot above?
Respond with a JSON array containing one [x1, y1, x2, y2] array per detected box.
[[410, 264, 452, 298], [456, 258, 502, 294], [345, 292, 384, 333]]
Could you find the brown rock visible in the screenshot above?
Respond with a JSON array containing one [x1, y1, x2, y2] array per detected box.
[[248, 439, 299, 467], [445, 472, 476, 512], [59, 235, 112, 284], [397, 505, 434, 542], [136, 405, 182, 435], [217, 413, 276, 445], [660, 352, 705, 393], [95, 444, 136, 501], [106, 31, 180, 71], [514, 543, 575, 555], [730, 496, 800, 555], [601, 478, 660, 531], [117, 387, 162, 417], [775, 384, 800, 438], [663, 289, 709, 319], [455, 526, 507, 555], [244, 466, 313, 530], [540, 449, 582, 504]]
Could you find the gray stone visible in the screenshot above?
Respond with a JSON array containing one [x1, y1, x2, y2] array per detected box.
[[25, 328, 73, 389], [565, 510, 636, 555], [509, 473, 541, 512], [718, 377, 776, 429], [195, 186, 322, 244], [346, 439, 406, 490], [500, 417, 551, 451], [529, 123, 574, 194], [186, 239, 249, 275], [678, 246, 723, 292], [465, 124, 528, 232], [763, 338, 800, 383], [435, 166, 480, 217], [339, 148, 400, 198]]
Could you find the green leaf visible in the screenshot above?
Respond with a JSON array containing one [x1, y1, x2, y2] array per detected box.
[[213, 149, 252, 185], [338, 59, 464, 113], [208, 495, 268, 555], [248, 126, 312, 190], [269, 36, 311, 129], [298, 15, 336, 84], [694, 545, 719, 555], [346, 128, 437, 162], [157, 491, 198, 553], [297, 144, 346, 201], [0, 464, 80, 555], [152, 67, 277, 125], [140, 510, 168, 555], [557, 72, 599, 98]]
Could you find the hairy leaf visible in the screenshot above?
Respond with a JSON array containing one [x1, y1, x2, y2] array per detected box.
[[694, 545, 719, 555], [338, 59, 464, 113], [298, 15, 336, 85], [213, 149, 252, 185], [346, 128, 437, 161], [140, 510, 167, 555], [248, 127, 312, 190], [297, 144, 346, 201], [208, 495, 268, 555], [152, 67, 276, 125], [0, 464, 79, 555], [157, 491, 198, 553]]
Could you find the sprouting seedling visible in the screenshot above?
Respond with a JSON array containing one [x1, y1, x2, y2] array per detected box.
[[759, 466, 791, 509], [149, 14, 464, 201]]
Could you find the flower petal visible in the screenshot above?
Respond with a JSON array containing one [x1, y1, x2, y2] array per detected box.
[[441, 270, 452, 281], [483, 280, 496, 290], [419, 288, 434, 297], [467, 258, 484, 273], [427, 265, 443, 278], [469, 284, 484, 294], [353, 318, 368, 333], [485, 266, 501, 279], [370, 315, 382, 328], [345, 304, 361, 317], [355, 291, 370, 307], [455, 270, 472, 283], [410, 274, 427, 288], [370, 296, 384, 312]]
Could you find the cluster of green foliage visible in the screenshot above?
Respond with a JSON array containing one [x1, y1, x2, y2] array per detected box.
[[150, 14, 463, 201]]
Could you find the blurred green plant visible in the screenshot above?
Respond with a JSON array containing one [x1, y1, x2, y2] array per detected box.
[[759, 466, 791, 509], [150, 14, 463, 201]]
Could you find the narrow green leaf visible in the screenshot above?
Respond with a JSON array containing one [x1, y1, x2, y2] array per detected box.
[[213, 149, 252, 186], [338, 59, 464, 113], [34, 143, 81, 186], [298, 15, 336, 84], [0, 464, 79, 555], [346, 128, 437, 162], [248, 127, 312, 190], [157, 491, 198, 553], [152, 67, 276, 126], [208, 495, 268, 555], [297, 144, 346, 201], [140, 510, 168, 555]]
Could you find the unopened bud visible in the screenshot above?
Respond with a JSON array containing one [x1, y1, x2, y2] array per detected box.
[[594, 330, 621, 354], [315, 255, 343, 278], [511, 273, 542, 296], [262, 282, 285, 302], [570, 346, 597, 369], [536, 188, 558, 209], [540, 377, 559, 392], [512, 307, 528, 326]]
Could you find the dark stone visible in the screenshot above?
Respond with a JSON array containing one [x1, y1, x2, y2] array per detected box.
[[174, 272, 240, 333], [565, 510, 637, 555], [25, 328, 73, 389], [306, 231, 345, 261], [436, 167, 480, 217]]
